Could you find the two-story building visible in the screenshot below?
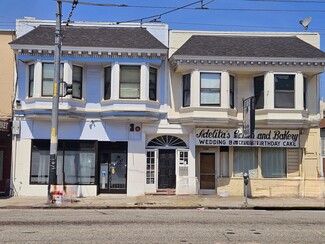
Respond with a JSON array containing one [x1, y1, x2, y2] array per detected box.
[[0, 30, 15, 196], [169, 30, 325, 197], [9, 18, 325, 198]]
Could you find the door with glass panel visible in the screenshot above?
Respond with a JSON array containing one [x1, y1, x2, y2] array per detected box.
[[99, 142, 127, 194], [200, 152, 215, 192]]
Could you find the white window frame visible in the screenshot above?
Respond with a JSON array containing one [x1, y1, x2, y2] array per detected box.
[[145, 149, 158, 192], [199, 71, 221, 106]]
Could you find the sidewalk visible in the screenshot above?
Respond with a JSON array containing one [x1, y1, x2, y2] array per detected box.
[[1, 194, 325, 210]]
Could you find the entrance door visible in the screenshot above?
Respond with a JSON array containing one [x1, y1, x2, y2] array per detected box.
[[99, 142, 127, 194], [200, 153, 215, 191], [158, 150, 176, 189]]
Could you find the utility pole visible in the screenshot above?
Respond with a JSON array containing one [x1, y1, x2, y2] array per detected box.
[[48, 0, 62, 203]]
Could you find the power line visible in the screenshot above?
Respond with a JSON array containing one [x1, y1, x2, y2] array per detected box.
[[66, 0, 79, 26], [247, 0, 325, 3]]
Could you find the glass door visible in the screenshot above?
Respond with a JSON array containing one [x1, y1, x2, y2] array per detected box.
[[98, 142, 127, 194]]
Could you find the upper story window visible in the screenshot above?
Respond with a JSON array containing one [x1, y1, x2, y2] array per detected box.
[[254, 75, 264, 109], [274, 74, 295, 108], [120, 65, 140, 99], [149, 67, 157, 101], [182, 73, 191, 107], [230, 75, 235, 109], [28, 64, 34, 98], [72, 65, 83, 99], [303, 77, 307, 110], [42, 63, 63, 97], [200, 73, 221, 106], [104, 66, 111, 100]]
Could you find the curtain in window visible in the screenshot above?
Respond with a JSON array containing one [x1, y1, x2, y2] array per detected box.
[[200, 73, 220, 105], [233, 147, 258, 177], [120, 65, 140, 99], [261, 148, 286, 178]]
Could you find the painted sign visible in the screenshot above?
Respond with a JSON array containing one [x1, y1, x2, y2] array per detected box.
[[195, 128, 299, 148]]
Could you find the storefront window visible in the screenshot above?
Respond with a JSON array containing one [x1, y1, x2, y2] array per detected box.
[[261, 148, 286, 178], [233, 147, 258, 177], [30, 140, 96, 185]]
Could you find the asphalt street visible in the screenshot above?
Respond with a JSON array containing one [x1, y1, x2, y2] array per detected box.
[[0, 209, 324, 243]]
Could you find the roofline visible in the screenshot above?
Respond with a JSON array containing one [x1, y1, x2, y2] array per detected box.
[[0, 29, 15, 34]]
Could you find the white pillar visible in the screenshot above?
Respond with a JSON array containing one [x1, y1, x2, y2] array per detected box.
[[295, 72, 304, 110], [221, 71, 229, 108], [33, 61, 42, 98], [111, 62, 119, 100], [141, 63, 149, 100], [191, 69, 200, 107], [265, 72, 274, 109]]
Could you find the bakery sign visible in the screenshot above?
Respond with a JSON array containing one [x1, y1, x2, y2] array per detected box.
[[196, 128, 299, 148], [0, 120, 10, 133]]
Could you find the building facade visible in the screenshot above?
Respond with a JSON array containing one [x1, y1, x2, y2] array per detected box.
[[0, 30, 15, 196], [169, 30, 325, 197], [10, 19, 325, 197]]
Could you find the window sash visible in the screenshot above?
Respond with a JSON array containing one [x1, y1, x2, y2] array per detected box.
[[28, 64, 34, 97], [254, 75, 264, 109], [261, 148, 286, 178], [200, 73, 221, 106], [42, 63, 63, 97], [146, 150, 156, 184], [72, 65, 82, 99], [104, 66, 111, 100], [120, 65, 140, 99], [233, 147, 258, 177], [183, 74, 191, 107], [230, 75, 234, 108], [274, 74, 295, 108], [149, 67, 157, 101]]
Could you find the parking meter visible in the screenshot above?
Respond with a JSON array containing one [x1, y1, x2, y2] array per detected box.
[[243, 171, 249, 185], [243, 171, 249, 207]]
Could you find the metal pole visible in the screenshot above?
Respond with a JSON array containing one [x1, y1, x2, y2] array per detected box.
[[48, 0, 62, 203]]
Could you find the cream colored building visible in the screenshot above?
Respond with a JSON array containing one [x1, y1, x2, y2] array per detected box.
[[0, 30, 15, 195], [168, 30, 325, 197]]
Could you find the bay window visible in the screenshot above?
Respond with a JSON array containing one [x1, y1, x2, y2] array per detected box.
[[200, 73, 221, 106], [120, 65, 140, 99], [274, 74, 295, 108]]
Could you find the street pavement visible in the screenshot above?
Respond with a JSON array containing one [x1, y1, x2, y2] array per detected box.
[[1, 194, 325, 210]]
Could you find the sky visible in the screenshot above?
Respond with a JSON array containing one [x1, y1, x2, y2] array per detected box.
[[1, 0, 325, 97]]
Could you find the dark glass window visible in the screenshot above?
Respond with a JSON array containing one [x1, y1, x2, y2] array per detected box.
[[28, 64, 34, 97], [72, 65, 82, 99], [274, 74, 295, 108], [104, 66, 111, 100], [303, 77, 307, 110], [230, 75, 235, 108], [182, 74, 191, 107], [149, 67, 157, 101], [254, 76, 264, 109]]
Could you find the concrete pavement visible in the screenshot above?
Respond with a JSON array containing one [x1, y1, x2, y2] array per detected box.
[[1, 194, 325, 210]]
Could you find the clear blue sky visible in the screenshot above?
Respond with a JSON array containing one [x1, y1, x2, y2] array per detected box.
[[1, 0, 325, 97]]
